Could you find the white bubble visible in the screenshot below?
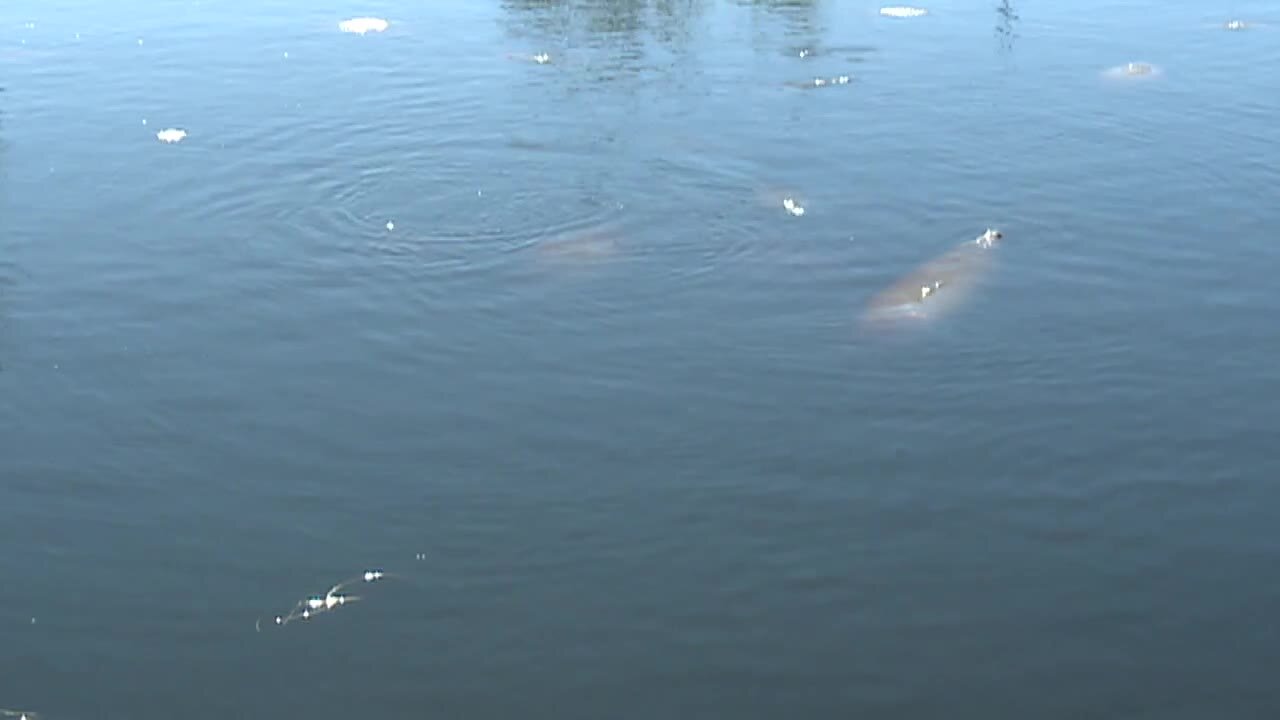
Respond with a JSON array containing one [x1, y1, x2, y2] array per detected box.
[[385, 221, 395, 231]]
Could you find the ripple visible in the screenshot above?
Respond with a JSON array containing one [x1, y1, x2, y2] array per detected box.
[[493, 197, 628, 265], [362, 183, 632, 296], [602, 155, 803, 291]]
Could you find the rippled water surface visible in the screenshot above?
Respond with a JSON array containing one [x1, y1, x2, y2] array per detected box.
[[3, 0, 1280, 717]]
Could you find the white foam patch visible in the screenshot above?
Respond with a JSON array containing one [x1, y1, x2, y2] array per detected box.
[[339, 17, 389, 34], [880, 6, 928, 17], [156, 128, 187, 143]]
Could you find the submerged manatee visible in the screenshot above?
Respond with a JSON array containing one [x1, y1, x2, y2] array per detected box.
[[785, 75, 853, 90], [508, 52, 552, 65], [859, 229, 1004, 331], [1102, 61, 1162, 81], [785, 43, 879, 60], [1214, 19, 1274, 31], [753, 187, 809, 216], [534, 223, 622, 267]]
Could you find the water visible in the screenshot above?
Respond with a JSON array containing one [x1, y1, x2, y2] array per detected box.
[[2, 0, 1279, 717]]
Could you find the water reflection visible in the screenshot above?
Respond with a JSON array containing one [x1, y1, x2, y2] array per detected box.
[[499, 0, 710, 86], [499, 0, 707, 49], [995, 0, 1019, 51], [739, 0, 826, 53], [738, 0, 820, 23]]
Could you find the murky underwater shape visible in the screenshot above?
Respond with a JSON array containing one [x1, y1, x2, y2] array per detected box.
[[859, 229, 1005, 332], [753, 187, 809, 216], [1101, 61, 1162, 80], [530, 223, 625, 268], [508, 52, 552, 64], [1214, 19, 1273, 31], [788, 74, 852, 90]]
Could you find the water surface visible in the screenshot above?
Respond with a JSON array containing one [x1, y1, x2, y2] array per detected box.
[[3, 0, 1280, 717]]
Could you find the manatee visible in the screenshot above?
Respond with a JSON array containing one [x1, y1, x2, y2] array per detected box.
[[753, 188, 809, 216], [1213, 19, 1273, 31], [1101, 61, 1162, 80], [534, 223, 622, 267], [507, 52, 552, 65], [785, 75, 853, 90], [785, 44, 879, 60], [859, 228, 1004, 331]]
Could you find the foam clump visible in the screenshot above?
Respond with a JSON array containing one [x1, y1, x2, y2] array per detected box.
[[880, 6, 928, 18], [339, 17, 389, 34], [156, 128, 187, 143]]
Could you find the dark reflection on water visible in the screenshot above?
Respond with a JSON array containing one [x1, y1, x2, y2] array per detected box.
[[739, 0, 826, 54], [995, 0, 1020, 51], [499, 0, 713, 87], [499, 0, 708, 49]]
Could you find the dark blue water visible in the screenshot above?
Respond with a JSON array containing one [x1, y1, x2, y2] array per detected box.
[[3, 0, 1280, 717]]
